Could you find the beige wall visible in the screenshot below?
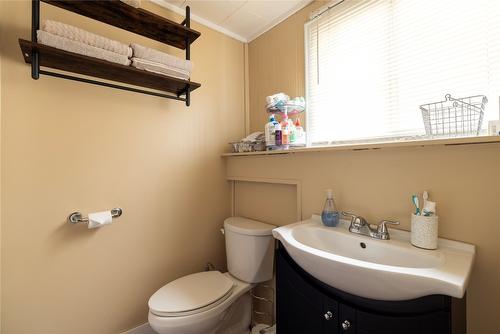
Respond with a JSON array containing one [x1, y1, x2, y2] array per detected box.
[[228, 145, 500, 334], [234, 181, 297, 226], [0, 1, 245, 333], [248, 1, 325, 132], [240, 1, 500, 333]]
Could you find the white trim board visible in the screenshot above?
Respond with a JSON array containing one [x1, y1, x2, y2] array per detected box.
[[227, 176, 303, 221], [246, 1, 314, 42], [121, 323, 155, 334], [151, 0, 314, 43]]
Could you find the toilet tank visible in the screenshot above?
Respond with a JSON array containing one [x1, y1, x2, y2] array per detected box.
[[224, 217, 276, 283]]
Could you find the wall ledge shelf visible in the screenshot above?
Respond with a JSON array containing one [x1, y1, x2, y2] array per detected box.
[[222, 136, 500, 157], [19, 39, 201, 99]]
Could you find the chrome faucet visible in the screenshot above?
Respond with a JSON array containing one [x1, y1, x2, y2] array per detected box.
[[341, 212, 400, 240]]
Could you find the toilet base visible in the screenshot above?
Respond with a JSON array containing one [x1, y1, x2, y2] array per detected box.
[[149, 290, 252, 334], [215, 293, 252, 334]]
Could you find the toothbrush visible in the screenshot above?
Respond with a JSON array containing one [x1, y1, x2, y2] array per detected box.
[[422, 191, 429, 216], [422, 191, 436, 216], [412, 194, 420, 215]]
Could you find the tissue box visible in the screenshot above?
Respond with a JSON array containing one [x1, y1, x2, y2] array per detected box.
[[488, 120, 500, 135], [411, 214, 438, 250]]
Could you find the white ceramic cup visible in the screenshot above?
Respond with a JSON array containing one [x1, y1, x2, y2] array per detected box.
[[411, 214, 438, 250]]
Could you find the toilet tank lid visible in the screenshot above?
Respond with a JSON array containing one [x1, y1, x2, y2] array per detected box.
[[224, 217, 276, 236]]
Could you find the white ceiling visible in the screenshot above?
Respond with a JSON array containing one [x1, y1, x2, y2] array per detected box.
[[152, 0, 313, 42]]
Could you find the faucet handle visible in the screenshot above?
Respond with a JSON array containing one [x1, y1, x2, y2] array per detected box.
[[341, 212, 367, 228], [377, 220, 400, 235]]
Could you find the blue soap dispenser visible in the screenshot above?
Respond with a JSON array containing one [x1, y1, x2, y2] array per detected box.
[[321, 189, 339, 227]]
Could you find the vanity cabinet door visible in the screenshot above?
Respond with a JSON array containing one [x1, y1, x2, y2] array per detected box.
[[339, 304, 356, 333], [276, 276, 324, 334], [323, 296, 339, 333], [356, 309, 450, 334], [276, 249, 324, 334]]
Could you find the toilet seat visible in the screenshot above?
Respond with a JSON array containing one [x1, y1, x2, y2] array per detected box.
[[149, 271, 235, 317]]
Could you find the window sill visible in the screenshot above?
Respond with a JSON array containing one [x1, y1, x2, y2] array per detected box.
[[222, 135, 500, 157]]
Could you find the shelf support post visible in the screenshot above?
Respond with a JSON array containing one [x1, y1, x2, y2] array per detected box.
[[185, 5, 191, 106], [31, 0, 40, 80]]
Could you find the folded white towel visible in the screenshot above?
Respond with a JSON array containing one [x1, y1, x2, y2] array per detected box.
[[43, 20, 132, 57], [241, 132, 265, 142], [130, 43, 192, 72], [120, 0, 141, 8], [132, 58, 190, 80], [37, 30, 132, 66], [266, 92, 289, 109]]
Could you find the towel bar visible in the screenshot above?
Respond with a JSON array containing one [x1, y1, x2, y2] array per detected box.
[[68, 207, 122, 224]]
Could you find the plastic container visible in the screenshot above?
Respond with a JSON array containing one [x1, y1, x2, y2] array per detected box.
[[321, 189, 339, 227], [411, 214, 439, 249], [265, 114, 278, 147], [274, 122, 282, 147], [281, 114, 290, 148]]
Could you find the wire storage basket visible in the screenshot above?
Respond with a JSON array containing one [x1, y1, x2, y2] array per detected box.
[[420, 94, 488, 137], [229, 140, 266, 153]]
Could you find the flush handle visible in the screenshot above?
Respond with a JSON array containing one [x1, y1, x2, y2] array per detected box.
[[324, 311, 333, 320]]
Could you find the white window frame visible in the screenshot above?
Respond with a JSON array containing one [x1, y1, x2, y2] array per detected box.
[[303, 0, 500, 147]]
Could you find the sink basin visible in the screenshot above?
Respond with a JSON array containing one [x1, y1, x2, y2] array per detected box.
[[272, 216, 475, 301]]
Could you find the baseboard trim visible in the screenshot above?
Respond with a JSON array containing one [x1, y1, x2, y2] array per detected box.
[[121, 322, 155, 334]]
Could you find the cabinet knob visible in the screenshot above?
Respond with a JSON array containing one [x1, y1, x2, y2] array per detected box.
[[342, 320, 351, 330], [324, 311, 333, 320]]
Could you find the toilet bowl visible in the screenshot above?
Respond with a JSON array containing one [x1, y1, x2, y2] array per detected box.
[[148, 217, 275, 334], [149, 272, 252, 334]]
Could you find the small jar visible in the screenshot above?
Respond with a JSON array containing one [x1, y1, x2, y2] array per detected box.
[[411, 214, 439, 250]]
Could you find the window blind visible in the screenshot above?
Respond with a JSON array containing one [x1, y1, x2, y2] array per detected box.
[[305, 0, 500, 145]]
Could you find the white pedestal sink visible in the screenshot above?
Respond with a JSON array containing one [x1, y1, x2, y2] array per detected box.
[[272, 215, 475, 301]]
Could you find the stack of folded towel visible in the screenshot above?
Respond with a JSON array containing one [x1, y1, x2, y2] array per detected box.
[[130, 43, 192, 80], [36, 19, 193, 80], [37, 20, 132, 66]]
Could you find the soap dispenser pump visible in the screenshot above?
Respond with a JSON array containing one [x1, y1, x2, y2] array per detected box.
[[321, 189, 339, 227]]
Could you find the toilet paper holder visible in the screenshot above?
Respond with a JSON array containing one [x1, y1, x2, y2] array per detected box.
[[68, 208, 123, 224]]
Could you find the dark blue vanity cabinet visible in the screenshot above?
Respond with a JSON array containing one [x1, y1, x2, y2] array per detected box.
[[276, 243, 466, 334]]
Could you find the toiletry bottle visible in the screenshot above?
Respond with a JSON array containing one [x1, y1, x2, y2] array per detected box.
[[274, 121, 282, 147], [265, 114, 277, 148], [294, 118, 304, 143], [289, 116, 296, 144], [321, 189, 339, 227], [281, 114, 290, 149]]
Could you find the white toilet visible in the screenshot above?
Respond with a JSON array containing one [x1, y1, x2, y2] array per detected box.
[[148, 217, 276, 334]]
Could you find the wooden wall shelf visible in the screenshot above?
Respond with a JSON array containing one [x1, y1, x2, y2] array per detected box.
[[42, 0, 200, 50], [20, 0, 200, 105], [19, 39, 200, 97]]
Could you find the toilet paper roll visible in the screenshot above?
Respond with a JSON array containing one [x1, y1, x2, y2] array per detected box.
[[88, 211, 113, 229]]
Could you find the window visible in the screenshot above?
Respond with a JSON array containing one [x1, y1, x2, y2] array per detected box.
[[305, 0, 500, 145]]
